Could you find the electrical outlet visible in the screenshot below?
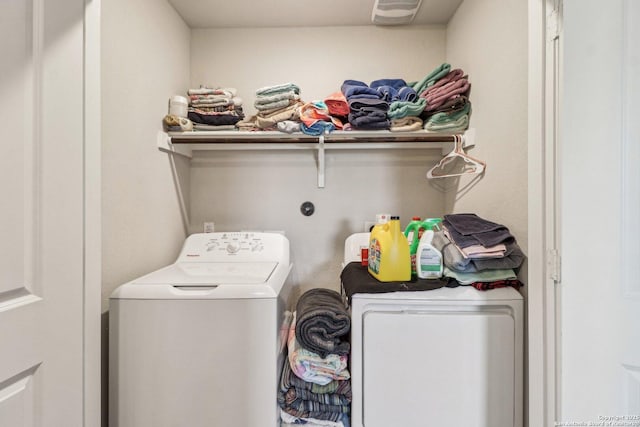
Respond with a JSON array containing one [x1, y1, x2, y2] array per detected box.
[[364, 221, 376, 232], [203, 222, 215, 233]]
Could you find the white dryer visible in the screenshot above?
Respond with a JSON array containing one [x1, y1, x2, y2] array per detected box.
[[348, 287, 523, 427], [109, 232, 294, 427]]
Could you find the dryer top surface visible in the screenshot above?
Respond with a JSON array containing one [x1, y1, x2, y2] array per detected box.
[[350, 285, 523, 302]]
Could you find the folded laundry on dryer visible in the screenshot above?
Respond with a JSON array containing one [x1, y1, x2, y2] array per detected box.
[[443, 213, 514, 247]]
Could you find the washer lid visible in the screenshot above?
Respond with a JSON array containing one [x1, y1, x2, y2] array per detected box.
[[131, 262, 279, 285]]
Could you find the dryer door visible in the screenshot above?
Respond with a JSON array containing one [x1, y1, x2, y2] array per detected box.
[[362, 309, 515, 427]]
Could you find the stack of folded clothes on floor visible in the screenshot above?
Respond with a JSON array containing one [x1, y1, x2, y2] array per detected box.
[[432, 213, 525, 290], [279, 288, 352, 427], [186, 87, 244, 130], [341, 80, 390, 130], [415, 64, 472, 133], [253, 82, 304, 130]]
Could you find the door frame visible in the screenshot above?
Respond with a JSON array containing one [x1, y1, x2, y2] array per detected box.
[[528, 0, 561, 425], [83, 0, 101, 425]]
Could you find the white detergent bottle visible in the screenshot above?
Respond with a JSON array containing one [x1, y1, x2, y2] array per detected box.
[[416, 228, 443, 279]]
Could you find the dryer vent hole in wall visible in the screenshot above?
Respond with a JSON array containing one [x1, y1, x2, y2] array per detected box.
[[300, 201, 315, 216]]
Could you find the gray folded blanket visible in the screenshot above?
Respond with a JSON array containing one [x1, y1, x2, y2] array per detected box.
[[295, 288, 350, 358], [443, 213, 515, 248], [433, 231, 525, 273]]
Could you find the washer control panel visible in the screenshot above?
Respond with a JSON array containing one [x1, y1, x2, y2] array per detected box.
[[205, 233, 264, 254], [177, 232, 289, 263]]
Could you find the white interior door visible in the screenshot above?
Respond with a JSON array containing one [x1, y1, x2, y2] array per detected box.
[[560, 0, 640, 422], [0, 0, 95, 425]]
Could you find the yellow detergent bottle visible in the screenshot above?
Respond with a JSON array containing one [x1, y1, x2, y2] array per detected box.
[[368, 216, 411, 282]]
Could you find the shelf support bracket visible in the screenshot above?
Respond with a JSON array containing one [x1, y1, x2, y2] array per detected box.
[[317, 134, 326, 188], [157, 131, 192, 159], [463, 127, 476, 150]]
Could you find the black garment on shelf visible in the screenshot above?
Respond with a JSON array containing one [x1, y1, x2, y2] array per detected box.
[[187, 111, 242, 126], [340, 262, 455, 304]]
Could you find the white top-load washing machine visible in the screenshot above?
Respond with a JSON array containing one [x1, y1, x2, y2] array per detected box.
[[109, 232, 294, 427], [343, 233, 523, 427]]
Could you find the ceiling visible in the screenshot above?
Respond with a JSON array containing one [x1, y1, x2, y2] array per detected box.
[[167, 0, 464, 29]]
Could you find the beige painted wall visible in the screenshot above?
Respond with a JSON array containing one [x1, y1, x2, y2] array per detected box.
[[190, 149, 448, 292], [191, 26, 447, 117], [101, 0, 191, 311], [444, 0, 529, 255], [188, 26, 449, 292]]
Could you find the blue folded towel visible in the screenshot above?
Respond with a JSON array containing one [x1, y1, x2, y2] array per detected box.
[[341, 79, 380, 100]]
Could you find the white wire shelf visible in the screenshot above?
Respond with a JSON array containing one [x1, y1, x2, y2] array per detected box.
[[158, 128, 476, 188]]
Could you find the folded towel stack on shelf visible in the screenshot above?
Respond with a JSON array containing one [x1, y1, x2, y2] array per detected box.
[[423, 95, 471, 133], [186, 87, 244, 131], [170, 64, 474, 136], [279, 288, 352, 427], [323, 91, 350, 123], [298, 101, 344, 136], [253, 82, 304, 130], [369, 78, 423, 132], [432, 213, 525, 290], [415, 64, 472, 133], [341, 80, 390, 130]]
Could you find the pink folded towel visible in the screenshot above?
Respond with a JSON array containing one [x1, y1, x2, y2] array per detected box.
[[324, 91, 350, 117]]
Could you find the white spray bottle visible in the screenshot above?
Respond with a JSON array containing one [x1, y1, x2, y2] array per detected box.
[[415, 225, 443, 279]]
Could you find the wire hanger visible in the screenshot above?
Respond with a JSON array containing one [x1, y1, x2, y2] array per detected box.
[[426, 134, 486, 179]]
